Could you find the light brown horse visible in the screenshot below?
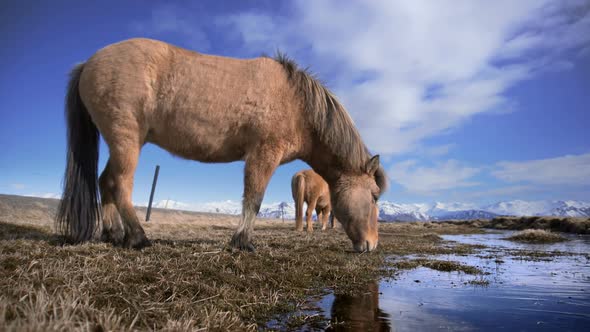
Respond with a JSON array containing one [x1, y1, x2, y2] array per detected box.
[[292, 169, 334, 232], [56, 38, 387, 252]]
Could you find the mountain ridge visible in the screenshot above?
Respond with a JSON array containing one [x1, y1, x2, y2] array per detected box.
[[148, 199, 590, 221]]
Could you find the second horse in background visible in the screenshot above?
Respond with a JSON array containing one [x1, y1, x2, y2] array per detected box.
[[291, 169, 335, 232]]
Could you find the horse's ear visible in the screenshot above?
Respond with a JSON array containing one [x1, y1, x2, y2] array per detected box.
[[365, 155, 380, 176]]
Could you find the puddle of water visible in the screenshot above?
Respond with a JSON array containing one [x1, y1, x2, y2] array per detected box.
[[441, 231, 590, 254], [317, 231, 590, 331]]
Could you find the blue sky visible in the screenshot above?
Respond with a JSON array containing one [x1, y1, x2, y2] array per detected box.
[[0, 0, 589, 207]]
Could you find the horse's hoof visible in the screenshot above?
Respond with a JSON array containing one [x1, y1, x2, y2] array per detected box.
[[243, 243, 256, 252], [122, 234, 151, 250], [231, 240, 256, 252], [230, 233, 255, 252], [101, 230, 125, 246], [134, 237, 152, 250]]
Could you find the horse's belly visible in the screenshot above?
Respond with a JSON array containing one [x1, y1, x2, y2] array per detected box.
[[146, 125, 248, 163], [317, 195, 330, 209]]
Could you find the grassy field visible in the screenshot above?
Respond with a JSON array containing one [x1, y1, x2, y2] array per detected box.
[[0, 194, 493, 331]]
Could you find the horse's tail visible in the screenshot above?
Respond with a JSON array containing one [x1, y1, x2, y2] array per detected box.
[[56, 62, 101, 243], [291, 173, 305, 224]]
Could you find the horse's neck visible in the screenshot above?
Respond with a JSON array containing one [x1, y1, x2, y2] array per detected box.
[[303, 146, 343, 187]]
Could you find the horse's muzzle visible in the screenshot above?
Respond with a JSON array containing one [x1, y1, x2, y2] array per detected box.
[[353, 239, 378, 253]]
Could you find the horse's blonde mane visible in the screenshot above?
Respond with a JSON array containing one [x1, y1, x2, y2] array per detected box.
[[275, 53, 388, 194]]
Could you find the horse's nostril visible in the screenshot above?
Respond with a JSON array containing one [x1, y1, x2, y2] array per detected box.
[[366, 240, 370, 252]]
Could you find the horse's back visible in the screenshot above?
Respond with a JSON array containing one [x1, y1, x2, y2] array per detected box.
[[78, 38, 171, 130], [80, 36, 286, 106], [78, 38, 305, 163]]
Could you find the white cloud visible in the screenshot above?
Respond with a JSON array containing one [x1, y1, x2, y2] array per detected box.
[[462, 185, 537, 200], [221, 0, 589, 155], [492, 153, 590, 186], [390, 159, 480, 193], [11, 183, 26, 190], [217, 13, 287, 52], [131, 5, 210, 50], [391, 152, 590, 196], [579, 45, 590, 57], [390, 152, 590, 197], [128, 2, 589, 203], [416, 144, 456, 157]]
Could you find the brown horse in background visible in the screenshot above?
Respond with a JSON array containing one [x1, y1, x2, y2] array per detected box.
[[56, 38, 387, 252], [292, 169, 334, 232]]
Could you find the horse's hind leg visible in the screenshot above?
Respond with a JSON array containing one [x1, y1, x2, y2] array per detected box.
[[306, 198, 318, 233], [315, 206, 324, 231], [231, 147, 282, 251], [107, 145, 150, 249], [295, 205, 304, 231], [98, 160, 125, 244]]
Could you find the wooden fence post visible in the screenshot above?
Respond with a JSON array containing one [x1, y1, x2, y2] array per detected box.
[[146, 165, 160, 222]]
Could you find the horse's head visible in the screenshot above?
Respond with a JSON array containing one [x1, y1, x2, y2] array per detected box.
[[331, 155, 385, 252]]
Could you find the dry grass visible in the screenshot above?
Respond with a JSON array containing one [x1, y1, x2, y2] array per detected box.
[[505, 229, 567, 243], [0, 194, 484, 331]]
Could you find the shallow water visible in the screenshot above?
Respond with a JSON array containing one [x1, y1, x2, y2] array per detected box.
[[319, 231, 590, 331]]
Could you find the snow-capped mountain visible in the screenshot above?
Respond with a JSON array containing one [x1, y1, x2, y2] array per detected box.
[[484, 200, 590, 218], [432, 210, 499, 220], [258, 202, 296, 219], [377, 202, 499, 221], [380, 200, 590, 221], [153, 199, 243, 215], [427, 202, 479, 218], [145, 198, 590, 222], [152, 199, 298, 219], [378, 201, 430, 221]]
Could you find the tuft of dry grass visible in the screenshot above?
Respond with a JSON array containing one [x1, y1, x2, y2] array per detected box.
[[505, 229, 567, 243], [392, 259, 483, 275], [468, 278, 490, 287], [0, 194, 484, 331]]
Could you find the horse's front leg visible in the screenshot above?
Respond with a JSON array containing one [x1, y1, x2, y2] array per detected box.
[[230, 147, 282, 251], [320, 207, 330, 231]]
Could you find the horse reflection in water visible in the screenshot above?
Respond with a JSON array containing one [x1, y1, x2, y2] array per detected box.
[[328, 282, 391, 331]]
